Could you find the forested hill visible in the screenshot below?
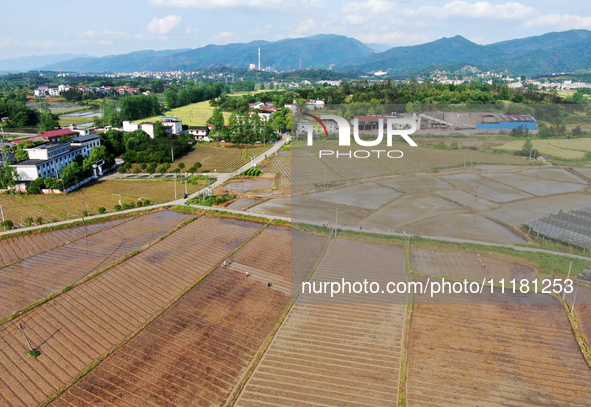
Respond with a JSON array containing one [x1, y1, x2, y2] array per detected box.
[[19, 29, 591, 76]]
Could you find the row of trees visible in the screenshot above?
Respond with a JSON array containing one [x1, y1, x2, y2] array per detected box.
[[100, 128, 194, 164], [208, 107, 290, 144], [163, 82, 228, 110]]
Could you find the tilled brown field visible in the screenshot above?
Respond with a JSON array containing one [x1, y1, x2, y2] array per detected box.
[[0, 216, 263, 406], [51, 268, 290, 407], [228, 225, 327, 294], [235, 238, 409, 406], [0, 211, 191, 318], [0, 218, 124, 267], [411, 248, 538, 282], [407, 290, 591, 406]]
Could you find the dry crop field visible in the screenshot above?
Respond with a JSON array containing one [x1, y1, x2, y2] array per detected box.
[[0, 218, 124, 267], [0, 195, 65, 225], [51, 267, 290, 407], [262, 152, 292, 187], [173, 144, 270, 173], [0, 216, 263, 406], [0, 211, 191, 318], [411, 248, 538, 282], [235, 238, 409, 406], [87, 179, 203, 203], [228, 225, 327, 294], [407, 289, 591, 406]]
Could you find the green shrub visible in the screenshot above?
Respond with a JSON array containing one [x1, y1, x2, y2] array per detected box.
[[114, 204, 122, 211], [136, 201, 143, 207], [1, 220, 14, 230], [97, 207, 106, 214], [23, 217, 33, 227], [82, 210, 88, 217], [143, 199, 151, 206]]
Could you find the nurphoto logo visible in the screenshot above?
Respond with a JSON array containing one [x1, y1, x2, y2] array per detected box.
[[300, 112, 418, 159]]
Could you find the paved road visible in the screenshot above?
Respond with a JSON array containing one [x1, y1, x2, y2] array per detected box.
[[2, 136, 590, 263]]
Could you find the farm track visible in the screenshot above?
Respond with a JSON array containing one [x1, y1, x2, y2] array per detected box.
[[407, 291, 591, 406], [235, 239, 408, 406], [0, 216, 264, 406], [50, 223, 327, 406], [0, 211, 191, 318]]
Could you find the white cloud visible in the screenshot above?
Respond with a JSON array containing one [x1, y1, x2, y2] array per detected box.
[[151, 0, 285, 9], [81, 30, 97, 38], [524, 14, 591, 29], [296, 18, 316, 34], [407, 1, 537, 20], [340, 0, 396, 25], [147, 15, 182, 35], [0, 38, 13, 49], [214, 31, 237, 41]]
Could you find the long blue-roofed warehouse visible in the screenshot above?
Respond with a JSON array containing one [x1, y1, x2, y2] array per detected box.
[[476, 114, 537, 130]]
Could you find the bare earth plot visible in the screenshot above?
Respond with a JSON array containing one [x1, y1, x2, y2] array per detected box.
[[407, 290, 591, 406], [0, 216, 263, 406], [565, 284, 591, 346], [0, 218, 124, 267], [375, 176, 453, 193], [235, 239, 408, 406], [50, 226, 326, 407], [411, 248, 538, 282], [0, 195, 65, 224], [0, 211, 191, 318]]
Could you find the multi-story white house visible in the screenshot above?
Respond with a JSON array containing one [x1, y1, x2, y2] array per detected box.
[[11, 132, 101, 182]]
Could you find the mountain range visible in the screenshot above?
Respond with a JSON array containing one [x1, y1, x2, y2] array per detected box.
[[2, 30, 591, 77]]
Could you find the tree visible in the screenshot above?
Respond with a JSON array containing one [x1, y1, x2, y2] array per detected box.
[[209, 108, 226, 137], [450, 141, 459, 150], [157, 165, 167, 176], [0, 165, 18, 189], [146, 164, 156, 177], [132, 167, 141, 176], [117, 166, 126, 178], [1, 220, 14, 230], [15, 149, 28, 162], [39, 111, 59, 132], [177, 162, 185, 176]]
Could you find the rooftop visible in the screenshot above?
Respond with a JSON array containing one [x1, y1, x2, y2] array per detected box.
[[38, 128, 78, 138], [13, 159, 45, 166], [71, 133, 100, 143]]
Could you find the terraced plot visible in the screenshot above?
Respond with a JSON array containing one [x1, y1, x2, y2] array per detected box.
[[0, 216, 263, 406], [236, 239, 408, 406], [407, 291, 591, 406], [0, 211, 191, 318], [411, 248, 538, 283], [0, 218, 124, 267], [51, 268, 290, 407]]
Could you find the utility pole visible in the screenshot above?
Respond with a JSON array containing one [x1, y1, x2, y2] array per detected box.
[[18, 324, 38, 356], [528, 145, 533, 164], [0, 203, 4, 222], [174, 174, 177, 199], [112, 193, 122, 207], [171, 146, 174, 163], [60, 179, 70, 218], [563, 261, 573, 300], [184, 179, 188, 196], [335, 208, 338, 238]]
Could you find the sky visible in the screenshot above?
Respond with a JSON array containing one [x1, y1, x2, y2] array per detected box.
[[1, 0, 591, 60]]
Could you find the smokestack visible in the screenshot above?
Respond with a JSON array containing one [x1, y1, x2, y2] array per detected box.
[[258, 47, 261, 70]]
